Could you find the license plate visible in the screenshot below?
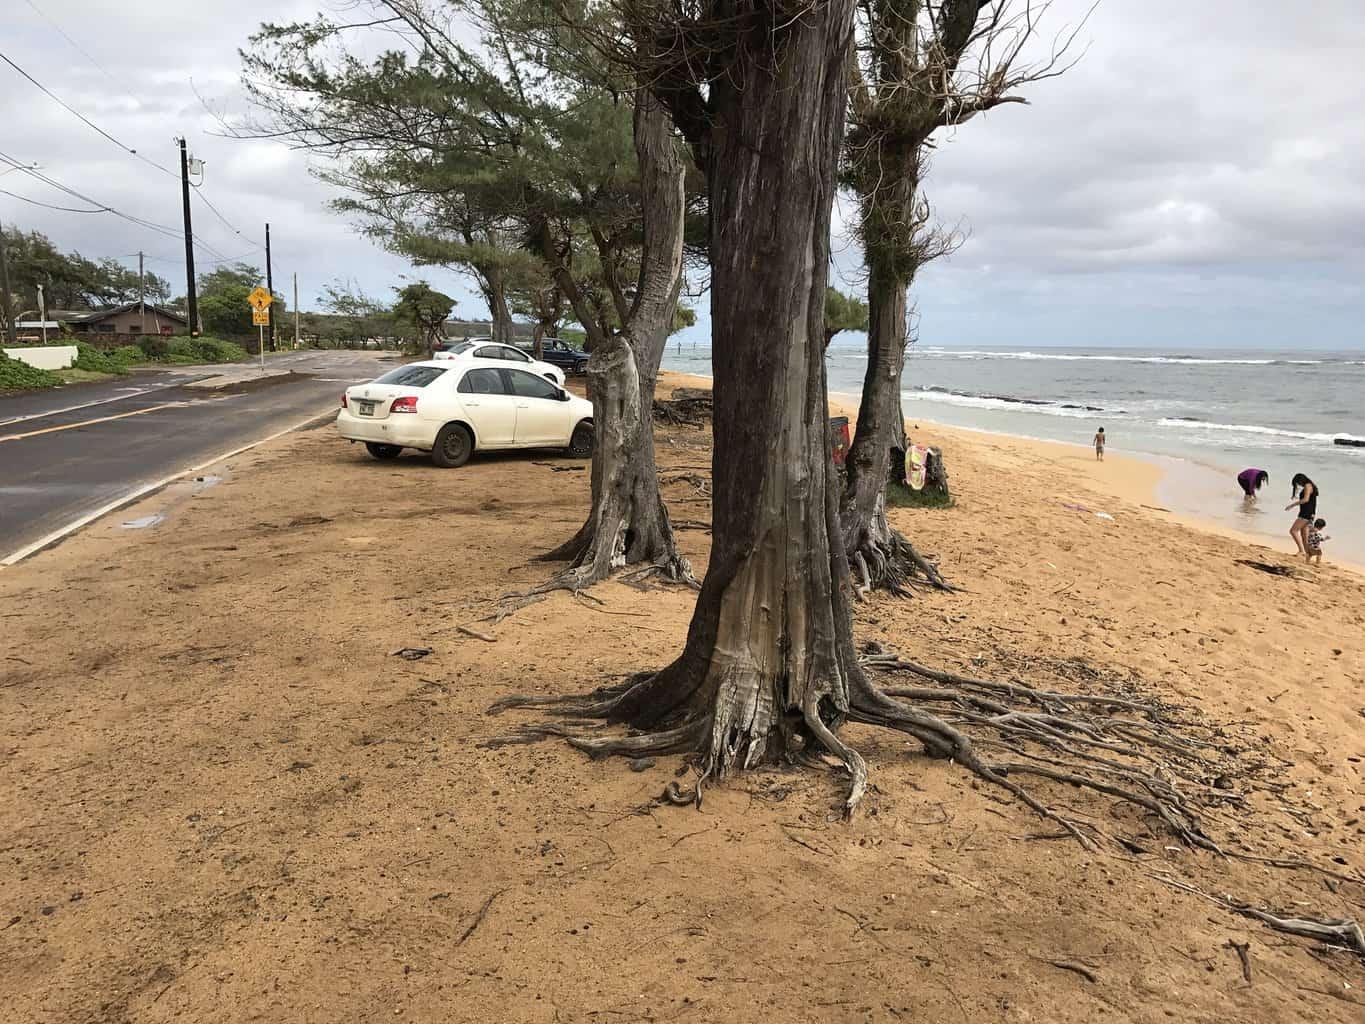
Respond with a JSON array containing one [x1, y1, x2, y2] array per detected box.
[[357, 401, 376, 417]]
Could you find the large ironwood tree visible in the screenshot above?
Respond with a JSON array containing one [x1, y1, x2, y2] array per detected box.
[[840, 0, 1076, 593], [496, 1, 1242, 849]]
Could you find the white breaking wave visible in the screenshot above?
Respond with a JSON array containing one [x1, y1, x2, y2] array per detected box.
[[1158, 419, 1365, 443], [916, 348, 1286, 365], [903, 389, 1120, 418]]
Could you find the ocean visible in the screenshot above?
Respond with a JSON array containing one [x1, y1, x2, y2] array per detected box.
[[661, 340, 1365, 563]]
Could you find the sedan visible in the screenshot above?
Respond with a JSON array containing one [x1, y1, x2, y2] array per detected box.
[[432, 339, 565, 386], [336, 361, 594, 468]]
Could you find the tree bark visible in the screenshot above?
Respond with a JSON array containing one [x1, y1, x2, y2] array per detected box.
[[487, 269, 514, 343], [837, 261, 946, 593], [538, 2, 874, 806], [536, 92, 692, 588]]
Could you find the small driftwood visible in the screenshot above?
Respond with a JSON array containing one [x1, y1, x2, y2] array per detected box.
[[654, 387, 713, 427]]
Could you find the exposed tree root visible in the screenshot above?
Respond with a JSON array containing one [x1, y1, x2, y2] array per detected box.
[[848, 495, 952, 598], [486, 637, 1261, 852]]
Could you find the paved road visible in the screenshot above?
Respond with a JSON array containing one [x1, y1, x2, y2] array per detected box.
[[0, 350, 393, 561]]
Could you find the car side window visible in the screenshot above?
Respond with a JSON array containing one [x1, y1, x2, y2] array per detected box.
[[474, 345, 503, 360], [458, 368, 506, 395], [499, 346, 531, 363], [505, 369, 561, 400]]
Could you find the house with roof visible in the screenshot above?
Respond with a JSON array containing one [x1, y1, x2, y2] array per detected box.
[[66, 303, 189, 336]]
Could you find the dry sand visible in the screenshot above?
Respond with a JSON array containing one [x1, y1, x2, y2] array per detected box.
[[2, 374, 1363, 1023]]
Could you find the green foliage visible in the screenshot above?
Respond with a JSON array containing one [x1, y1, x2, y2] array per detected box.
[[392, 282, 454, 346], [0, 351, 63, 390], [825, 287, 869, 339], [111, 345, 146, 364], [130, 335, 248, 364], [169, 336, 250, 363], [196, 263, 284, 339], [73, 342, 128, 375], [137, 335, 171, 361], [0, 227, 172, 311]]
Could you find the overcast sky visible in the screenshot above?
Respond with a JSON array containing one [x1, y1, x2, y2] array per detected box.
[[3, 0, 1363, 349]]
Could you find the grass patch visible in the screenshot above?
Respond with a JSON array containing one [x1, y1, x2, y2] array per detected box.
[[886, 480, 953, 509], [0, 351, 63, 390], [56, 367, 118, 384]]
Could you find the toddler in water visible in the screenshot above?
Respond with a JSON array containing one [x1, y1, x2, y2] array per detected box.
[[1306, 518, 1330, 565]]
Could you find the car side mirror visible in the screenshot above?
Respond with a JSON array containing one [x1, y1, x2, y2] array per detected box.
[[558, 389, 571, 402]]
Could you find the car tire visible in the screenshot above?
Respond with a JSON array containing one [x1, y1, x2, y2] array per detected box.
[[568, 420, 594, 459], [432, 423, 473, 468], [365, 442, 402, 460]]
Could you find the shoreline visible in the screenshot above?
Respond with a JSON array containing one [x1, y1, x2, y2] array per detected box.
[[660, 370, 1365, 577]]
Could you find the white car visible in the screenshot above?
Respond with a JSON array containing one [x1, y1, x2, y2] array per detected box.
[[336, 360, 594, 468], [431, 339, 565, 386]]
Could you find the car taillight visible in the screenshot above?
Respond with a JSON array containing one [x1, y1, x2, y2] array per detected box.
[[391, 396, 418, 414], [340, 393, 348, 408]]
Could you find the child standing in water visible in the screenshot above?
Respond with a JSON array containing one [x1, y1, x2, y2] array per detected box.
[[1093, 427, 1106, 461], [1306, 518, 1330, 565]]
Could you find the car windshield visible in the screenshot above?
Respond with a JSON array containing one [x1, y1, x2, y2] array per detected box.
[[373, 365, 447, 388]]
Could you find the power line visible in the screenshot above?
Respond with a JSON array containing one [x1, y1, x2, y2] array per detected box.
[[21, 0, 121, 89], [0, 186, 105, 214], [0, 41, 257, 244], [0, 150, 228, 259], [0, 50, 178, 181]]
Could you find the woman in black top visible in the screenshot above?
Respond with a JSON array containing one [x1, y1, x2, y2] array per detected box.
[[1286, 473, 1319, 558]]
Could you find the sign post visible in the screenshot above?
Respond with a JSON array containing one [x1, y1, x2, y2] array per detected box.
[[247, 286, 274, 371]]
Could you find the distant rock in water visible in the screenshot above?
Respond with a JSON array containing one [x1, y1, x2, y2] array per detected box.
[[1334, 437, 1365, 448]]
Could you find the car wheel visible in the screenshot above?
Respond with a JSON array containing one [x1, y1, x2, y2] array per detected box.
[[432, 423, 473, 468], [365, 442, 402, 460], [568, 420, 594, 459]]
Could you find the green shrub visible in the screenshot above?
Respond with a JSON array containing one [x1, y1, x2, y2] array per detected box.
[[73, 342, 128, 375], [0, 351, 63, 390], [111, 345, 145, 364], [164, 335, 248, 363], [137, 335, 171, 360]]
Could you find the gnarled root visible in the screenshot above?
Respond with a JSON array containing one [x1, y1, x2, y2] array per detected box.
[[847, 493, 952, 598], [489, 639, 1253, 853]]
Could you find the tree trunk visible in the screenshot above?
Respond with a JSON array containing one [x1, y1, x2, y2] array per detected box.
[[838, 261, 949, 594], [536, 92, 692, 588], [536, 3, 873, 806], [486, 268, 514, 343]]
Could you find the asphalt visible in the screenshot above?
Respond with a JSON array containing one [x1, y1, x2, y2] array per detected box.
[[0, 350, 395, 561]]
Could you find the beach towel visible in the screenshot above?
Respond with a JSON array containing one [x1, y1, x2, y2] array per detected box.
[[906, 445, 929, 490]]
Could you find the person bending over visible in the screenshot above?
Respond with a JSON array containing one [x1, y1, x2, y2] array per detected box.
[[1237, 468, 1269, 502]]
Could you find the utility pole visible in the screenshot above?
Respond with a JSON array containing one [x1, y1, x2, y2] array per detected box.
[[36, 284, 47, 343], [138, 251, 146, 335], [178, 138, 198, 336], [0, 221, 16, 344], [292, 271, 299, 350], [264, 223, 276, 352]]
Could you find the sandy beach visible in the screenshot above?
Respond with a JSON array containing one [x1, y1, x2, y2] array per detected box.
[[1, 374, 1362, 1022]]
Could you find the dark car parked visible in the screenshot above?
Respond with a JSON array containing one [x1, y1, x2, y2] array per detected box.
[[515, 338, 589, 375]]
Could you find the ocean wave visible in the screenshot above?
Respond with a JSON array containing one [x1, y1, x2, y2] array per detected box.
[[1158, 418, 1365, 443], [915, 348, 1315, 366], [904, 386, 1121, 418]]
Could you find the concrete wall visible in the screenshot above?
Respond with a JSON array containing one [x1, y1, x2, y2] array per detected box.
[[3, 345, 78, 370]]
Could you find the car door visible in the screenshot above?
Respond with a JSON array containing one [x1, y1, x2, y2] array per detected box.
[[503, 368, 570, 446], [455, 367, 517, 447]]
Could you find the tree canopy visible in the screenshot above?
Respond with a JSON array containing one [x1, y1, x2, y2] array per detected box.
[[0, 227, 171, 315]]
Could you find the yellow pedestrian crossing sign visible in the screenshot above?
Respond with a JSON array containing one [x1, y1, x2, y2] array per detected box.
[[247, 286, 273, 311]]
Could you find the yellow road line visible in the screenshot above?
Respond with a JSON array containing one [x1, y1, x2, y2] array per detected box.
[[0, 402, 187, 443]]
